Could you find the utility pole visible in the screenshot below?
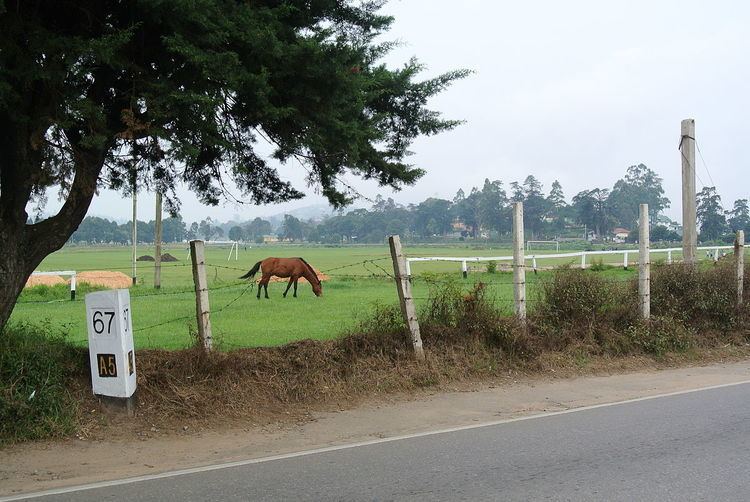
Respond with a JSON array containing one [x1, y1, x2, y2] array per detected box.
[[681, 118, 697, 264], [131, 172, 137, 285], [154, 192, 163, 289]]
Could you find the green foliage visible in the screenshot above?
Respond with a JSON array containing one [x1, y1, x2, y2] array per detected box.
[[535, 268, 632, 326], [2, 1, 468, 211], [727, 199, 750, 234], [486, 260, 498, 274], [0, 322, 84, 444], [625, 317, 693, 356], [608, 164, 670, 228], [420, 273, 464, 327], [697, 187, 727, 241], [650, 262, 742, 328]]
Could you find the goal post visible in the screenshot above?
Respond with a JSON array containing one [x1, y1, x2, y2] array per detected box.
[[526, 240, 559, 252]]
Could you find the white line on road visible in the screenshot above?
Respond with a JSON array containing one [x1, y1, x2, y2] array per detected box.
[[5, 378, 750, 501]]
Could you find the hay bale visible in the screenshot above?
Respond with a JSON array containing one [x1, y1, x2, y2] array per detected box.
[[25, 275, 66, 288], [161, 253, 179, 262], [75, 271, 132, 289], [137, 255, 155, 262]]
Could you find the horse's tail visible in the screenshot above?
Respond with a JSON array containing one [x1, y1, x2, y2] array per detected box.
[[239, 261, 262, 280]]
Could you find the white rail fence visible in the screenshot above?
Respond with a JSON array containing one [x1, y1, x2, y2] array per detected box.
[[29, 270, 77, 300], [406, 246, 735, 277]]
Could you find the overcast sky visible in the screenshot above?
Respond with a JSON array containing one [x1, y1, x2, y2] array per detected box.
[[70, 0, 750, 223]]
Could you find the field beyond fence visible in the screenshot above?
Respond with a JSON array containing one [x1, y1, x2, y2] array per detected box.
[[11, 244, 643, 350], [10, 242, 747, 350]]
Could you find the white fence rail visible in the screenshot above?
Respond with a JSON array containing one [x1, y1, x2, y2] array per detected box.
[[29, 270, 77, 300], [406, 246, 735, 276]]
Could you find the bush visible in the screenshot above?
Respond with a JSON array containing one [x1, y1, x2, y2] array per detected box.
[[486, 260, 497, 274], [625, 317, 693, 356], [535, 268, 635, 327], [651, 262, 745, 328], [0, 322, 85, 444]]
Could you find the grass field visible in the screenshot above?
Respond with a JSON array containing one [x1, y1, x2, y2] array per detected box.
[[9, 243, 661, 350]]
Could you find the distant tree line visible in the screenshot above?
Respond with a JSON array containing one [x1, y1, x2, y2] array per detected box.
[[68, 164, 749, 245], [68, 216, 187, 244]]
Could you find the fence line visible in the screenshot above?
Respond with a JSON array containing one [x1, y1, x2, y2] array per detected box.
[[406, 245, 736, 275]]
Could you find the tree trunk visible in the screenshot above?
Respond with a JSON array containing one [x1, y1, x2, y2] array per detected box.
[[0, 228, 41, 332], [0, 151, 105, 334]]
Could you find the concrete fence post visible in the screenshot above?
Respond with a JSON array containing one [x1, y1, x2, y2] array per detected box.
[[639, 204, 651, 320], [512, 202, 526, 320], [681, 118, 697, 265], [736, 230, 745, 307]]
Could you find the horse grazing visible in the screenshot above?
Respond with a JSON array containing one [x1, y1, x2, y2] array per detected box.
[[239, 257, 323, 299]]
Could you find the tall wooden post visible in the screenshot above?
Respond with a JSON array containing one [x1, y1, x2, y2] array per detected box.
[[639, 204, 650, 320], [512, 202, 526, 320], [736, 230, 745, 307], [131, 174, 137, 285], [154, 193, 163, 289], [190, 240, 213, 351], [681, 118, 697, 264], [388, 235, 425, 360]]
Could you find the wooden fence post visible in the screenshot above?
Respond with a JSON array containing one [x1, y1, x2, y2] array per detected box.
[[639, 204, 650, 320], [388, 235, 425, 360], [512, 202, 526, 320], [736, 230, 744, 307], [190, 240, 213, 351]]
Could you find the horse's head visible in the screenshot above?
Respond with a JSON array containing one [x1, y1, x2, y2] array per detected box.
[[312, 280, 323, 297]]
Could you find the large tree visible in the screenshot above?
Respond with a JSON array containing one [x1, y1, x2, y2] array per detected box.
[[572, 188, 612, 238], [696, 186, 727, 241], [0, 1, 467, 331], [607, 164, 669, 228], [546, 180, 567, 232], [727, 199, 750, 234]]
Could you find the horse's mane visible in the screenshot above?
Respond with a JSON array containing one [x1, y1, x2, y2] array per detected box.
[[297, 257, 320, 285]]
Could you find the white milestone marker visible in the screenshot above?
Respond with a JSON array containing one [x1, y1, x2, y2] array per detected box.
[[85, 289, 136, 398]]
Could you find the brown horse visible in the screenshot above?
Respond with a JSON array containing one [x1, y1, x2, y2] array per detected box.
[[239, 257, 323, 299]]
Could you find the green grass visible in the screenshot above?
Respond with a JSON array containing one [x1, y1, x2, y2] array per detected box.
[[0, 322, 83, 444], [11, 243, 646, 350]]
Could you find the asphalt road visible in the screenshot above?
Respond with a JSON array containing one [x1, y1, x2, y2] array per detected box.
[[13, 382, 750, 501]]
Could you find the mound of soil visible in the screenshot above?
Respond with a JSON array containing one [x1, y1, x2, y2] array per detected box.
[[137, 255, 155, 262], [268, 267, 329, 284], [24, 275, 66, 288], [161, 253, 179, 262], [75, 271, 132, 289]]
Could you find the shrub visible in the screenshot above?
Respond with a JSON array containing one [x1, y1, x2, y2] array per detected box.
[[535, 268, 635, 326], [486, 260, 497, 274], [651, 262, 744, 328], [0, 322, 85, 444], [625, 317, 693, 356]]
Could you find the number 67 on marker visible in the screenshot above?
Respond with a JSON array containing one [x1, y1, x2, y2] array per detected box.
[[85, 289, 137, 399]]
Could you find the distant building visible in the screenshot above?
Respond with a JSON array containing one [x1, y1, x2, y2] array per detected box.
[[612, 227, 630, 243]]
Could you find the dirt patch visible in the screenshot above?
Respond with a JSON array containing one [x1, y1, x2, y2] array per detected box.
[[75, 271, 132, 289], [268, 267, 329, 283], [24, 275, 65, 288], [161, 253, 179, 262], [137, 255, 155, 262]]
